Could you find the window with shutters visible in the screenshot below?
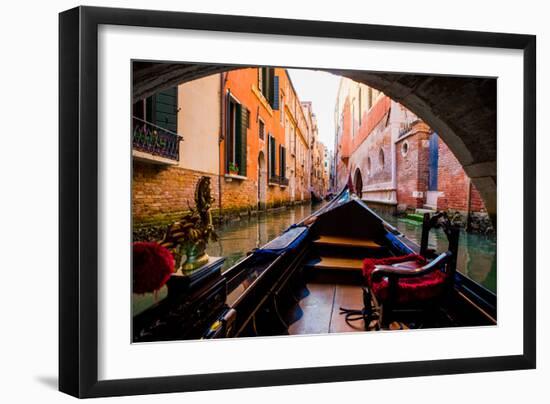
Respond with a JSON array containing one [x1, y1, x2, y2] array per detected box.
[[132, 87, 182, 162], [258, 68, 279, 110], [268, 134, 277, 180], [226, 93, 248, 177], [279, 145, 287, 179], [132, 86, 178, 133]]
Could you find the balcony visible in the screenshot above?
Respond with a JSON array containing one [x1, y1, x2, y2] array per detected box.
[[132, 116, 183, 163]]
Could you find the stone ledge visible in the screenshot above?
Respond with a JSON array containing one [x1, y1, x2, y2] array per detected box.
[[224, 173, 247, 182], [132, 150, 179, 165], [362, 198, 397, 206]]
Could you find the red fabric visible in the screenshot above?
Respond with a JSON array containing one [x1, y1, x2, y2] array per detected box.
[[133, 242, 175, 294], [362, 254, 449, 304]]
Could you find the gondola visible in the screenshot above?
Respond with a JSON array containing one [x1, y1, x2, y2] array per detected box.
[[310, 190, 324, 203], [133, 186, 497, 342]]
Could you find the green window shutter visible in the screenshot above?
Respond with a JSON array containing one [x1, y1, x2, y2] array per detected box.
[[281, 146, 286, 178], [272, 136, 277, 176], [262, 68, 276, 107], [272, 76, 280, 110], [153, 87, 178, 133], [267, 135, 271, 177], [268, 69, 275, 107], [145, 96, 154, 122], [268, 135, 276, 178], [261, 68, 269, 98], [268, 135, 272, 177], [236, 103, 248, 176], [279, 145, 283, 177], [225, 91, 232, 172]]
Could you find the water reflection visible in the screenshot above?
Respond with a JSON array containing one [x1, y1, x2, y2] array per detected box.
[[206, 203, 320, 270], [207, 203, 496, 294], [377, 215, 496, 293]]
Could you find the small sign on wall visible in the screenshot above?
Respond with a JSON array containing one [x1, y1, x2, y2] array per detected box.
[[412, 191, 424, 198]]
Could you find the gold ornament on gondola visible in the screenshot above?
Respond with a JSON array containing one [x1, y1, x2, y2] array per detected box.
[[159, 176, 218, 272]]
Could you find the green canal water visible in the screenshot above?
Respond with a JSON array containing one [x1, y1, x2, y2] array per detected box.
[[206, 202, 496, 294], [378, 214, 496, 293]]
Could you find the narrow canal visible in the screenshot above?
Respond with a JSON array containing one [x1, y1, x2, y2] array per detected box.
[[206, 202, 496, 293]]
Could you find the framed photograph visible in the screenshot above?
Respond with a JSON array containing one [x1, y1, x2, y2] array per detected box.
[[59, 6, 536, 398]]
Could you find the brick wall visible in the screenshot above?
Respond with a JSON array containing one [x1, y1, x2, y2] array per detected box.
[[396, 126, 431, 209], [219, 176, 292, 212], [132, 161, 220, 226], [362, 126, 393, 185], [437, 141, 486, 213], [353, 96, 392, 154], [219, 177, 258, 213], [134, 160, 301, 227]]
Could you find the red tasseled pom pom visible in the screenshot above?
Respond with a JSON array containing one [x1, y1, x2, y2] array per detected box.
[[133, 242, 175, 294]]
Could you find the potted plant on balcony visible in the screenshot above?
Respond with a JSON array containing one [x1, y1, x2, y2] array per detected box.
[[228, 161, 239, 176]]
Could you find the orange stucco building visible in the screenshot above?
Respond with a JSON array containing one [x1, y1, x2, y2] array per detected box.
[[132, 67, 324, 230]]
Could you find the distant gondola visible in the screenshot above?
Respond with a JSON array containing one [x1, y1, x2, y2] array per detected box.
[[134, 186, 496, 341], [310, 190, 324, 203]]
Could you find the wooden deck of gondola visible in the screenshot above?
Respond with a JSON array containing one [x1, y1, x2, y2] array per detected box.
[[304, 256, 365, 284], [286, 283, 366, 334], [199, 189, 496, 340], [313, 235, 382, 250]]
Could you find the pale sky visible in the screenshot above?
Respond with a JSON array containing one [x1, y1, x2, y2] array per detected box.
[[287, 69, 341, 153]]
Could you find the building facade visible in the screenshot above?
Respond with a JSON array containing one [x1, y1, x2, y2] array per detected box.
[[334, 78, 487, 222], [132, 68, 326, 230], [302, 101, 325, 200]]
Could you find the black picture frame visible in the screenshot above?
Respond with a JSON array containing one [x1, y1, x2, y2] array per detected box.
[[59, 5, 536, 398]]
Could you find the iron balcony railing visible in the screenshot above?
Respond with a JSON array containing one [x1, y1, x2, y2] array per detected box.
[[132, 116, 183, 161]]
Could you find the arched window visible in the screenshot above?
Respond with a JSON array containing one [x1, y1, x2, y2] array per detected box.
[[367, 157, 372, 175], [354, 168, 363, 198], [379, 148, 385, 169]]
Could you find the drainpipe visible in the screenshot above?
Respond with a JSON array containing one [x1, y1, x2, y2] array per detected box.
[[218, 73, 227, 218]]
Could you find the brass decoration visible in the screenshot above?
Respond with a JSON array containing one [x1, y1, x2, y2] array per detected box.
[[159, 176, 218, 272]]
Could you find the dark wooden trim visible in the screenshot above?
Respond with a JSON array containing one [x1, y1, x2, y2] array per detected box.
[[84, 355, 534, 398], [58, 5, 537, 398], [522, 34, 536, 369], [82, 6, 534, 49], [58, 7, 80, 397]]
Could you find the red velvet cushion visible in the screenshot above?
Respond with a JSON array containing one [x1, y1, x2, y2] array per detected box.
[[362, 254, 449, 304], [133, 242, 175, 294]]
